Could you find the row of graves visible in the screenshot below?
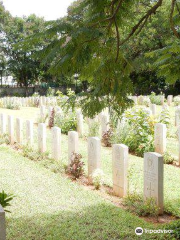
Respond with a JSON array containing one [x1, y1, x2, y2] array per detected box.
[[0, 94, 180, 239]]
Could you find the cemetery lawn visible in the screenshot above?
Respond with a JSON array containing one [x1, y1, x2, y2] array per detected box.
[[0, 145, 166, 240]]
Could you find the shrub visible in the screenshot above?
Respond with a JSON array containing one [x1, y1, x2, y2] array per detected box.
[[160, 108, 170, 126], [5, 101, 21, 110], [88, 121, 100, 137], [32, 92, 40, 97], [101, 129, 113, 147], [68, 152, 84, 179], [111, 108, 155, 157], [46, 87, 55, 97], [0, 134, 10, 145], [149, 92, 163, 105], [163, 152, 175, 164], [138, 96, 150, 106], [123, 193, 159, 218], [55, 111, 77, 134], [0, 190, 14, 212], [48, 108, 55, 128], [174, 96, 180, 106], [91, 169, 104, 190]]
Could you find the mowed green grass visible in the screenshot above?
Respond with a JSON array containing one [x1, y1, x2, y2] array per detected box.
[[1, 145, 160, 240], [0, 106, 179, 239]]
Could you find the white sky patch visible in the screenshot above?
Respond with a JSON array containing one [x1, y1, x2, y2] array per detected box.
[[2, 0, 75, 20]]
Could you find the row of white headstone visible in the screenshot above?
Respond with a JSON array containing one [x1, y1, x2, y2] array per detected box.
[[0, 96, 57, 107], [0, 110, 175, 220], [131, 95, 173, 106]]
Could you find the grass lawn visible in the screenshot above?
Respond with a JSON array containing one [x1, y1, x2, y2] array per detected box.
[[0, 106, 179, 239], [0, 145, 161, 240]]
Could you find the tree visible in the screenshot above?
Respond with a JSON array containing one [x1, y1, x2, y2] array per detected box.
[[0, 2, 54, 92], [20, 1, 180, 115]]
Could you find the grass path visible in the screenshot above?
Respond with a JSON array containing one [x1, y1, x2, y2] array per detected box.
[[0, 145, 170, 240]]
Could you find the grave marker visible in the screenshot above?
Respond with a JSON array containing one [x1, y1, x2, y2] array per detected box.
[[154, 123, 166, 154], [112, 144, 128, 197], [38, 123, 46, 153], [52, 127, 61, 160], [68, 131, 79, 164], [88, 137, 101, 183], [144, 152, 164, 214]]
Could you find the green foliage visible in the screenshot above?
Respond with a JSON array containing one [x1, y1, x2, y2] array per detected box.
[[5, 101, 21, 110], [68, 152, 84, 179], [55, 112, 77, 134], [91, 169, 104, 190], [111, 108, 155, 157], [160, 108, 170, 126], [163, 152, 175, 164], [0, 190, 14, 213], [123, 193, 159, 218], [88, 121, 100, 137], [22, 145, 49, 161], [46, 87, 55, 97], [0, 134, 10, 145], [149, 92, 163, 105]]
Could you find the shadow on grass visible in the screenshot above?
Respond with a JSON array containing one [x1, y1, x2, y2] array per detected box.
[[6, 203, 174, 240]]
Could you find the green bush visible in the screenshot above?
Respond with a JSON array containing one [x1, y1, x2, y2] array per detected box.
[[88, 121, 100, 137], [111, 108, 155, 157], [160, 108, 170, 126], [5, 101, 21, 110], [163, 152, 175, 164], [55, 112, 77, 134], [149, 92, 163, 105]]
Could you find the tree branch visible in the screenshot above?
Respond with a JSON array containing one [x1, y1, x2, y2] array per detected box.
[[170, 0, 180, 38], [120, 0, 163, 45]]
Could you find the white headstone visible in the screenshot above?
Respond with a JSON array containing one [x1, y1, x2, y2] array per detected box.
[[144, 152, 164, 214], [101, 114, 109, 134], [112, 144, 128, 197], [167, 95, 173, 106], [77, 112, 83, 137], [154, 123, 166, 154], [177, 126, 180, 165], [0, 114, 6, 135], [38, 123, 46, 153], [8, 115, 14, 144], [88, 137, 101, 183], [26, 120, 33, 146], [52, 127, 61, 160], [161, 95, 165, 105], [16, 118, 23, 144], [68, 131, 79, 164], [175, 107, 180, 126], [150, 104, 156, 116], [40, 105, 46, 119], [0, 204, 6, 240]]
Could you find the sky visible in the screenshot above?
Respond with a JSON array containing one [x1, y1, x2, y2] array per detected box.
[[2, 0, 75, 20]]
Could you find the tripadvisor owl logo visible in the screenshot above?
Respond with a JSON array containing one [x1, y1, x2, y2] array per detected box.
[[135, 227, 143, 235]]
